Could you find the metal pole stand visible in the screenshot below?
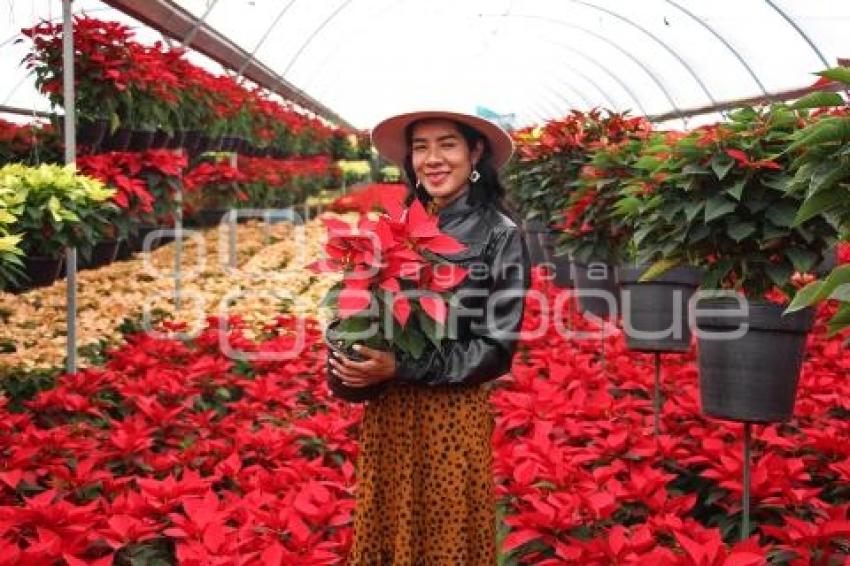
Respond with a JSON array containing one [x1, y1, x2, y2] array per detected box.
[[742, 422, 752, 540], [653, 352, 662, 435], [174, 180, 183, 311]]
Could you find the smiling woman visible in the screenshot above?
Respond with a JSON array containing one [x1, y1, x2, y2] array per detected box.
[[328, 110, 530, 564]]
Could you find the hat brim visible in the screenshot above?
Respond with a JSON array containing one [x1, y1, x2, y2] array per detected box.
[[370, 110, 514, 170]]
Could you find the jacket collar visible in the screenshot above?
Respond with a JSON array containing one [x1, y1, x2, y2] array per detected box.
[[432, 187, 481, 220]]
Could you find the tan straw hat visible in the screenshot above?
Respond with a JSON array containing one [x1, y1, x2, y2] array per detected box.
[[371, 110, 514, 170]]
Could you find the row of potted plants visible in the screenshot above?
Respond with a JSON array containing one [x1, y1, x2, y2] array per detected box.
[[508, 75, 850, 424], [21, 16, 358, 159], [0, 148, 338, 291]]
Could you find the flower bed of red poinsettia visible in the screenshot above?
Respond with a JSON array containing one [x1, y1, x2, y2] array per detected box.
[[2, 266, 850, 563], [494, 266, 850, 564]]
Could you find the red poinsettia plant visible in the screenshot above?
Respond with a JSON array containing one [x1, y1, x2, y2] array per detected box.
[[310, 201, 469, 359]]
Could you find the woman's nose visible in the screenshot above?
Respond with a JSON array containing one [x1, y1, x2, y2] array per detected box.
[[425, 150, 444, 165]]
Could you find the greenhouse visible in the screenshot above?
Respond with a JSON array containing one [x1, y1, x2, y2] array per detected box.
[[2, 0, 850, 564]]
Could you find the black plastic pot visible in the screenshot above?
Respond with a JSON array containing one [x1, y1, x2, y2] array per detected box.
[[128, 129, 156, 152], [102, 128, 132, 152], [166, 130, 186, 150], [324, 320, 387, 403], [572, 261, 619, 318], [115, 239, 131, 261], [521, 220, 548, 266], [81, 239, 120, 269], [152, 129, 171, 149], [186, 208, 231, 228], [21, 255, 64, 289], [544, 231, 574, 288], [77, 118, 109, 153], [182, 129, 202, 153], [128, 225, 164, 253], [696, 297, 815, 423], [618, 264, 702, 352]]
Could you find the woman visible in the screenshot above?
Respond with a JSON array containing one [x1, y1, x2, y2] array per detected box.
[[328, 110, 530, 564]]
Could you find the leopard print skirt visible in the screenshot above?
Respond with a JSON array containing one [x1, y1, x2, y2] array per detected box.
[[349, 382, 497, 565]]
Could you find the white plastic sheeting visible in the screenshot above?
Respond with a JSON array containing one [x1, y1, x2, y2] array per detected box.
[[2, 0, 849, 129]]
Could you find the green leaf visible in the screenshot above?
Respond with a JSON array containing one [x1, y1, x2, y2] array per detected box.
[[786, 279, 825, 312], [639, 258, 680, 282], [784, 248, 818, 273], [765, 203, 798, 228], [787, 264, 850, 311], [710, 154, 736, 181], [816, 67, 850, 87], [704, 195, 737, 222], [683, 201, 704, 222], [613, 196, 641, 216], [809, 161, 850, 196], [727, 222, 756, 242], [827, 301, 850, 335], [766, 262, 793, 288], [790, 91, 845, 109], [793, 185, 846, 225], [702, 259, 734, 289], [727, 179, 747, 201], [788, 117, 850, 152]]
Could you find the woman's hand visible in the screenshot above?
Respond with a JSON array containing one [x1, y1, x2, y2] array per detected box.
[[329, 345, 397, 388]]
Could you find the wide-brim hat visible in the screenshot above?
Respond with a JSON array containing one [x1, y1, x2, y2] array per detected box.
[[371, 110, 514, 170]]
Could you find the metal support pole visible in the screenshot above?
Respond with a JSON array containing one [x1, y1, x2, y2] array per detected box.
[[174, 179, 183, 311], [228, 152, 238, 269], [228, 209, 237, 269], [654, 352, 662, 436], [742, 422, 752, 540], [62, 0, 78, 374]]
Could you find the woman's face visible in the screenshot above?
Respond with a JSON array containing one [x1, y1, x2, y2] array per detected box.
[[409, 119, 482, 203]]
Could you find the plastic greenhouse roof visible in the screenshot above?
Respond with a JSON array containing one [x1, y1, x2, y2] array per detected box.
[[2, 0, 849, 130]]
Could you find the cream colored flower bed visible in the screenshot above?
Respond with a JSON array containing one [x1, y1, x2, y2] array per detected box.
[[0, 215, 350, 372]]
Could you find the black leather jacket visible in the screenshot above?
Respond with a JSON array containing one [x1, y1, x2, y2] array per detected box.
[[393, 192, 531, 387]]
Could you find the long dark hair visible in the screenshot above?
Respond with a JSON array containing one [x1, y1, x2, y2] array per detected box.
[[401, 119, 518, 221]]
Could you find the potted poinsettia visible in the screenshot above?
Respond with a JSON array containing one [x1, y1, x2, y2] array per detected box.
[[0, 164, 117, 289], [506, 110, 652, 292], [310, 200, 469, 402], [782, 67, 850, 334], [563, 130, 652, 318], [605, 131, 704, 352], [620, 104, 839, 422]]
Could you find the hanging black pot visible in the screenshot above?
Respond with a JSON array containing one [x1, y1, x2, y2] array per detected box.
[[128, 129, 156, 152], [128, 224, 163, 252], [324, 320, 388, 403], [618, 264, 702, 352], [76, 118, 109, 154], [151, 129, 171, 149], [115, 239, 131, 261], [166, 130, 186, 150], [182, 129, 202, 153], [696, 297, 815, 423], [185, 208, 231, 228], [544, 230, 574, 288], [102, 128, 132, 152], [521, 219, 548, 266], [572, 261, 619, 318], [19, 255, 64, 290], [81, 239, 120, 269]]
